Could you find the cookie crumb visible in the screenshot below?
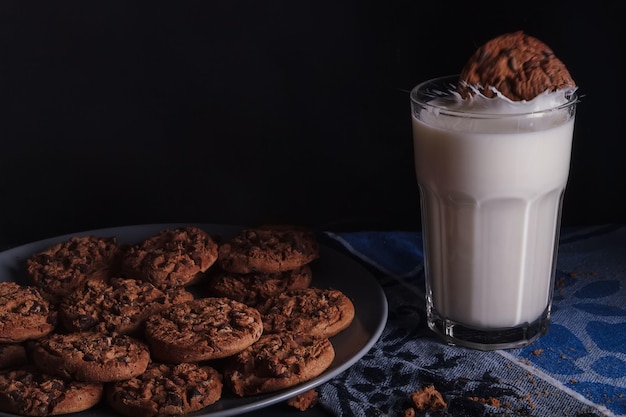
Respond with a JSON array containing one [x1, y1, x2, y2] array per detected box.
[[469, 396, 501, 408], [287, 389, 319, 411], [409, 384, 447, 412], [402, 407, 416, 417]]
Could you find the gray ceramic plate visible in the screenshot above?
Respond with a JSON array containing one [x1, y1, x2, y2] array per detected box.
[[0, 223, 388, 417]]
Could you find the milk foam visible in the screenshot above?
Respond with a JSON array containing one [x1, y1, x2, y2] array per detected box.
[[446, 87, 577, 114], [420, 88, 578, 134]]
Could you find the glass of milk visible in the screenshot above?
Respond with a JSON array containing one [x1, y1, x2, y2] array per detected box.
[[410, 75, 578, 350]]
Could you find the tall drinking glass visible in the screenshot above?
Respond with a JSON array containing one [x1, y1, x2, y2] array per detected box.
[[410, 75, 578, 350]]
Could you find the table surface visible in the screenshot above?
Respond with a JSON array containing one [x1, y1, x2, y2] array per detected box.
[[1, 225, 624, 417]]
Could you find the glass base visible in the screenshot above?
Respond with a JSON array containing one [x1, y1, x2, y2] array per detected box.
[[427, 307, 551, 351]]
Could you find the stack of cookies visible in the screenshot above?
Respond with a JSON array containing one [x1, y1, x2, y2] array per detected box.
[[0, 224, 355, 416]]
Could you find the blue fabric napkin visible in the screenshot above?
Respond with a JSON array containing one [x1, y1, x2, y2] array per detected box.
[[319, 225, 626, 417]]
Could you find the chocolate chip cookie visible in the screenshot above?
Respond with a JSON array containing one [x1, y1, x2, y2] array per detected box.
[[106, 362, 222, 417], [31, 332, 150, 382], [26, 235, 122, 302], [224, 332, 335, 396], [217, 225, 319, 274], [0, 366, 103, 416], [145, 297, 263, 363], [0, 282, 57, 343], [59, 277, 194, 335], [262, 287, 355, 338], [206, 265, 313, 310], [122, 226, 218, 288], [458, 31, 576, 101]]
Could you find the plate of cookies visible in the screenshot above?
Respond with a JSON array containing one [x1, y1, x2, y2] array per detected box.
[[0, 223, 387, 417]]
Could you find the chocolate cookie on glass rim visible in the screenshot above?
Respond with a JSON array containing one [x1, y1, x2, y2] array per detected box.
[[457, 31, 576, 101]]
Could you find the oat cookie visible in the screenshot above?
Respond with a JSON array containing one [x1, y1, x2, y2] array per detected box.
[[224, 332, 335, 396], [31, 332, 150, 382], [262, 287, 355, 338], [217, 226, 319, 274], [26, 235, 122, 302], [0, 366, 103, 416], [59, 277, 194, 335], [0, 282, 57, 343], [0, 344, 28, 369], [458, 31, 576, 101], [145, 297, 263, 363], [206, 265, 313, 309], [122, 226, 218, 288], [106, 362, 222, 417]]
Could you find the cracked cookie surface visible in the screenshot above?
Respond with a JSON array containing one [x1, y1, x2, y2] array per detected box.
[[0, 282, 57, 343], [262, 287, 355, 338], [106, 362, 222, 417], [145, 297, 263, 363], [122, 226, 218, 288], [59, 277, 194, 335], [224, 332, 334, 396], [31, 332, 150, 382], [26, 235, 122, 302], [217, 226, 319, 274], [0, 366, 103, 416], [206, 264, 313, 309]]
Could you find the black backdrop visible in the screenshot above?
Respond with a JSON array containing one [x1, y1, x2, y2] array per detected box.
[[1, 1, 624, 247]]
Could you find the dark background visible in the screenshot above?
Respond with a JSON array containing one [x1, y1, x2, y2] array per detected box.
[[1, 1, 624, 247]]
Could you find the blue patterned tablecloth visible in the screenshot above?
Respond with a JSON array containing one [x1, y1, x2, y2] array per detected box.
[[318, 225, 626, 417]]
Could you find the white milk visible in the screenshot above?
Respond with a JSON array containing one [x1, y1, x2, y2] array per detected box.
[[413, 92, 575, 328]]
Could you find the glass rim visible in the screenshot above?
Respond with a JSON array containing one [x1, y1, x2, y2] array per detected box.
[[410, 74, 579, 119]]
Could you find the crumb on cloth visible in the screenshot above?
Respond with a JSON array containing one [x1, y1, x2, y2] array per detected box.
[[287, 389, 319, 411], [468, 396, 502, 408], [404, 384, 447, 415]]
